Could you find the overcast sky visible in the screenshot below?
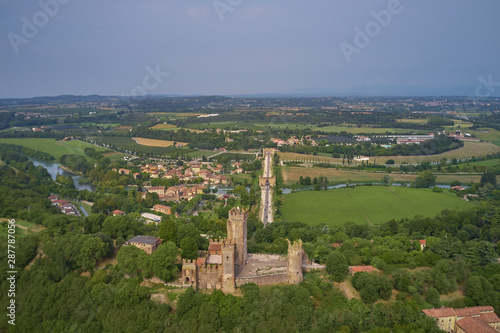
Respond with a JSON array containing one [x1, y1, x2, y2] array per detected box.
[[1, 0, 500, 98]]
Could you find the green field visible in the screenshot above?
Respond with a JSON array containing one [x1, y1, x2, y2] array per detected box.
[[281, 186, 474, 226], [185, 150, 217, 158], [0, 138, 107, 161], [472, 128, 500, 146]]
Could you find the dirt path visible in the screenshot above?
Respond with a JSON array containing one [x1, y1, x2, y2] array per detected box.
[[343, 188, 352, 198], [339, 282, 354, 300], [387, 187, 400, 198], [359, 208, 372, 224]]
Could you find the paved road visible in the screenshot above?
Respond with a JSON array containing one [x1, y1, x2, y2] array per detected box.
[[262, 152, 273, 226]]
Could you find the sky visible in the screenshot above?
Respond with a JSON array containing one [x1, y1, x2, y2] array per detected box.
[[1, 0, 500, 98]]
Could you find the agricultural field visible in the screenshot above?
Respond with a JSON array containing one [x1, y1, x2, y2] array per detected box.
[[279, 141, 500, 166], [396, 118, 428, 124], [94, 136, 194, 156], [185, 150, 217, 158], [311, 125, 425, 134], [150, 124, 178, 130], [184, 122, 260, 130], [132, 138, 188, 147], [149, 123, 205, 133], [0, 138, 107, 161], [281, 186, 474, 226], [459, 159, 500, 168], [282, 166, 483, 185], [472, 128, 500, 146], [101, 151, 128, 160]]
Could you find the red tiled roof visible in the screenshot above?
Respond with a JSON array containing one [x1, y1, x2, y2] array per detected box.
[[422, 308, 456, 318], [196, 258, 205, 266], [209, 243, 222, 252], [455, 306, 495, 318], [349, 265, 379, 274], [480, 312, 500, 324], [419, 239, 426, 245], [456, 317, 497, 333]]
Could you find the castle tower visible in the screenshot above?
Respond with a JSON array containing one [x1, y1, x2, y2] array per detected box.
[[221, 241, 235, 292], [227, 207, 248, 266], [181, 259, 197, 289], [287, 239, 304, 284]]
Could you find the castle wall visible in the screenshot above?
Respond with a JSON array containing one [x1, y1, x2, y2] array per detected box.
[[287, 239, 304, 284], [235, 273, 288, 287], [197, 265, 222, 290]]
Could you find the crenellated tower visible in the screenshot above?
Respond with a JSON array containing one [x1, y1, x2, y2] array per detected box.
[[227, 207, 248, 266], [181, 259, 197, 289], [287, 239, 304, 284]]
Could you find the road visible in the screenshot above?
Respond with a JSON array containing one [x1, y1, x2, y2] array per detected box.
[[261, 152, 273, 226]]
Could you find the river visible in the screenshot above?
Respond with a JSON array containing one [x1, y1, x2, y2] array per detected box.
[[29, 158, 96, 192]]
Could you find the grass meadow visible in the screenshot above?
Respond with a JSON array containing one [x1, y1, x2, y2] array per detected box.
[[281, 166, 483, 185], [281, 186, 474, 226], [0, 138, 107, 161]]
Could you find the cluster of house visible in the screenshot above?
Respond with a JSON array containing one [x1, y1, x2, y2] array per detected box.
[[48, 195, 80, 216], [447, 130, 481, 142], [134, 162, 231, 185], [143, 184, 206, 202], [271, 135, 317, 147], [422, 306, 500, 333]]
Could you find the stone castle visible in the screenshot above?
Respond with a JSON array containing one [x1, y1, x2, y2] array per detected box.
[[182, 207, 307, 292]]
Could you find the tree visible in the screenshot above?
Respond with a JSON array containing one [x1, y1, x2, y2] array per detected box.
[[415, 170, 436, 188], [151, 241, 179, 281], [326, 251, 348, 282], [159, 218, 178, 243], [382, 174, 393, 187], [116, 244, 151, 275], [77, 236, 108, 272], [181, 237, 199, 260], [425, 287, 440, 307], [480, 170, 497, 187], [465, 275, 497, 306]]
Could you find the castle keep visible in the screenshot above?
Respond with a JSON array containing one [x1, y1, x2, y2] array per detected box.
[[182, 207, 307, 292]]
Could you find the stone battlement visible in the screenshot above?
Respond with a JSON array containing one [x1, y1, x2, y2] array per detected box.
[[228, 207, 249, 219], [182, 259, 197, 265], [198, 264, 220, 270], [210, 238, 230, 245]]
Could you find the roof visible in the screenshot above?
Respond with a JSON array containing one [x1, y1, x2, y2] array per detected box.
[[153, 204, 171, 210], [480, 312, 500, 324], [455, 306, 495, 318], [349, 265, 380, 274], [419, 240, 427, 245], [456, 317, 497, 333], [422, 308, 456, 318], [141, 213, 162, 221], [209, 243, 222, 252], [112, 210, 125, 215], [125, 235, 160, 245]]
